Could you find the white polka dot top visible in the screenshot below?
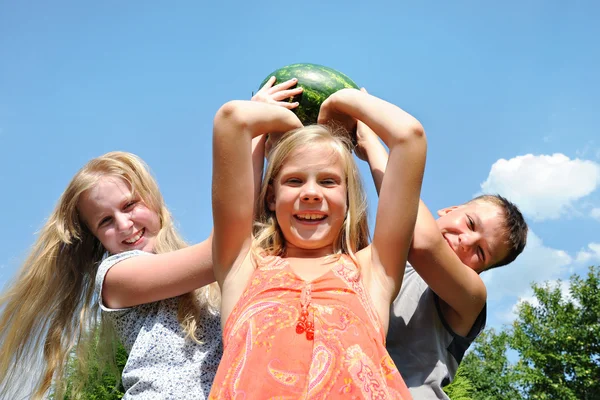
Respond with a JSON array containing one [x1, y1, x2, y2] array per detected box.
[[95, 250, 223, 399]]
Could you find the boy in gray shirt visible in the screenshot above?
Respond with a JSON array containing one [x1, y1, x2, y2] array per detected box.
[[356, 114, 528, 399]]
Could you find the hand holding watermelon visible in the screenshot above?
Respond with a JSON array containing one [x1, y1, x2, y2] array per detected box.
[[252, 76, 304, 110], [257, 63, 359, 126]]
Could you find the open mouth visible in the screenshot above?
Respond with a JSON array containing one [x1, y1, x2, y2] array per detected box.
[[123, 228, 145, 245], [294, 213, 327, 223]]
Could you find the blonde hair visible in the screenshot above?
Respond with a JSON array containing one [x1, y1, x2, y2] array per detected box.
[[253, 125, 370, 261], [0, 151, 220, 399]]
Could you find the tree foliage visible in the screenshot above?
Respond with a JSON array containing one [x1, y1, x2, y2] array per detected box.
[[458, 265, 599, 400]]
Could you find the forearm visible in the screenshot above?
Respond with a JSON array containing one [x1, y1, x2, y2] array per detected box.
[[102, 238, 215, 309], [329, 89, 425, 148], [252, 134, 266, 215], [363, 136, 388, 195]]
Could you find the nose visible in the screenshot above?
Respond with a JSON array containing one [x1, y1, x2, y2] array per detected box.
[[115, 212, 133, 232], [300, 182, 322, 203], [458, 231, 480, 250]]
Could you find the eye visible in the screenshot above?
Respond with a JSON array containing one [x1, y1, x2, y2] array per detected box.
[[478, 246, 486, 263], [286, 177, 302, 185], [123, 199, 138, 211], [467, 215, 475, 230], [98, 216, 112, 229], [320, 178, 337, 186]]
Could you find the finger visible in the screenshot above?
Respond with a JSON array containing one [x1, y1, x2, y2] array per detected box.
[[360, 87, 368, 94], [270, 78, 298, 92], [272, 87, 303, 101], [276, 101, 300, 110], [259, 76, 277, 92]]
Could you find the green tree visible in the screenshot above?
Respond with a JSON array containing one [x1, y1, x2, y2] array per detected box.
[[53, 333, 127, 400], [443, 365, 475, 400], [458, 265, 599, 399], [458, 329, 520, 399], [511, 266, 600, 400]]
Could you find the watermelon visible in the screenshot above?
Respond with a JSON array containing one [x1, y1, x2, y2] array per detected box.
[[258, 63, 359, 125]]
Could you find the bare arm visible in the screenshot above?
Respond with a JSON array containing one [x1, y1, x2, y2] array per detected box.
[[357, 120, 486, 327], [409, 202, 487, 328], [355, 120, 388, 195], [102, 236, 215, 309], [319, 89, 427, 301], [212, 101, 302, 285]]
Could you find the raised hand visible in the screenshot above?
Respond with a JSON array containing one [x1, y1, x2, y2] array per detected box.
[[252, 76, 303, 110]]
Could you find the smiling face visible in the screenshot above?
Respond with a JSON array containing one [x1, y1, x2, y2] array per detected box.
[[267, 142, 348, 257], [78, 176, 161, 254], [436, 201, 510, 273]]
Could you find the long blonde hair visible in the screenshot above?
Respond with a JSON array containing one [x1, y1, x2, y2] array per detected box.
[[0, 151, 219, 399], [253, 125, 370, 261]]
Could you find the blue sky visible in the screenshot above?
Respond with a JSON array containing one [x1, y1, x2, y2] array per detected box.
[[1, 1, 599, 331]]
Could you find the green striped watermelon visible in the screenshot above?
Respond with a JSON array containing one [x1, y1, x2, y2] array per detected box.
[[258, 63, 359, 125]]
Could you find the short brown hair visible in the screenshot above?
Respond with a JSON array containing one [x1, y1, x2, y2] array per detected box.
[[468, 194, 528, 270]]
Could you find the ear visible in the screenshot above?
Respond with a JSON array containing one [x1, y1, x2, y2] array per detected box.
[[266, 184, 276, 211], [437, 205, 458, 217]]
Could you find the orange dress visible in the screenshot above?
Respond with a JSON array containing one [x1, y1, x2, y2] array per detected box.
[[209, 255, 412, 399]]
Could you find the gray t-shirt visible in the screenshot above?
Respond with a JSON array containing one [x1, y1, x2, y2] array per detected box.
[[386, 265, 486, 399], [95, 250, 223, 400]]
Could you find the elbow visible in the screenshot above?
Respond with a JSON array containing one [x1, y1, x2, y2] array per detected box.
[[101, 286, 125, 309], [412, 223, 444, 252], [213, 101, 248, 134], [405, 120, 426, 143], [390, 119, 427, 149]]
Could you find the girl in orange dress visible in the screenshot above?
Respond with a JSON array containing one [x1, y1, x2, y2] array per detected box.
[[210, 88, 427, 399]]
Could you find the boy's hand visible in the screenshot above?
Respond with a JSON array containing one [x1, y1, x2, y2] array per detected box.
[[251, 76, 303, 110]]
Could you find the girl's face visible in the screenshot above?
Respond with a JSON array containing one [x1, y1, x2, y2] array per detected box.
[[78, 176, 161, 254], [268, 143, 348, 257]]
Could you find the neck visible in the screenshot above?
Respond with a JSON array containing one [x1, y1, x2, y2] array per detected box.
[[284, 244, 335, 259]]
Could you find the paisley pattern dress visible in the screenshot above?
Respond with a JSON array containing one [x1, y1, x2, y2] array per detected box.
[[209, 254, 412, 399]]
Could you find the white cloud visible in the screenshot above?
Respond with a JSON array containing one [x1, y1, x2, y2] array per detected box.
[[575, 242, 600, 264], [483, 230, 572, 302], [480, 153, 600, 221], [591, 208, 600, 221], [487, 238, 598, 327]]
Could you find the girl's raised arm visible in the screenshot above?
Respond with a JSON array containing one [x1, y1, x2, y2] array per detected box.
[[319, 89, 427, 303], [212, 101, 302, 285]]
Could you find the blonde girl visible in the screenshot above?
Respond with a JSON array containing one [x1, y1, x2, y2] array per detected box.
[[210, 88, 427, 399], [0, 152, 220, 399]]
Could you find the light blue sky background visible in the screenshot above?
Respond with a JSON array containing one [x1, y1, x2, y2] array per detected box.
[[1, 1, 599, 331]]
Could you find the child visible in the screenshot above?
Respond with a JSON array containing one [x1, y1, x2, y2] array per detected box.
[[209, 88, 427, 398], [355, 116, 528, 399], [0, 152, 221, 399]]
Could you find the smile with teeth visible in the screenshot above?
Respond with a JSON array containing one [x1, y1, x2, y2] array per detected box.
[[295, 213, 327, 221], [123, 228, 145, 244]]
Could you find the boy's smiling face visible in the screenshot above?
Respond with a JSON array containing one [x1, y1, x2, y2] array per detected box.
[[436, 201, 511, 273]]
